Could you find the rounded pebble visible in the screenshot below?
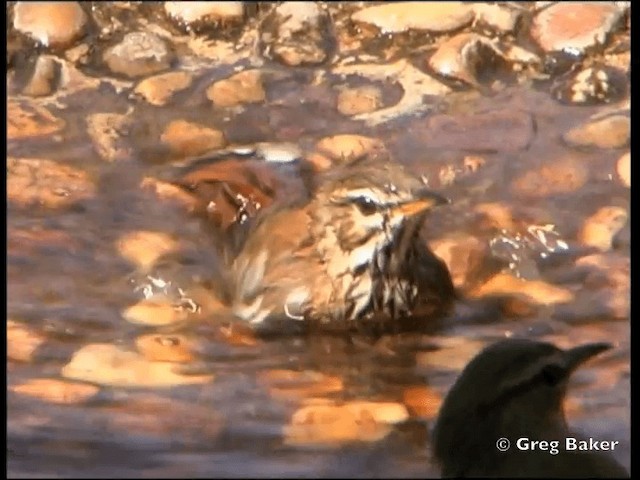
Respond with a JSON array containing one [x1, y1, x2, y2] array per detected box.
[[563, 114, 629, 149], [103, 31, 174, 78], [315, 134, 386, 161], [61, 343, 213, 387], [135, 334, 195, 363], [8, 320, 46, 362], [511, 155, 588, 198], [531, 2, 624, 53], [284, 401, 409, 446], [336, 86, 382, 116], [123, 299, 188, 326], [8, 100, 65, 139], [14, 1, 87, 48], [7, 157, 95, 208], [616, 152, 630, 187], [10, 378, 99, 404], [116, 230, 179, 270], [351, 2, 475, 34], [579, 206, 628, 252], [164, 1, 244, 25], [161, 119, 227, 157], [470, 272, 574, 305], [134, 71, 193, 106], [206, 69, 266, 108]]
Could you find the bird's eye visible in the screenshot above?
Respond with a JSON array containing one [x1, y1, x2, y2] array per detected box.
[[541, 364, 566, 386], [352, 196, 379, 216]]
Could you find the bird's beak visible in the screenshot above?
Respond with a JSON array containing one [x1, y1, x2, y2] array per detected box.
[[564, 342, 612, 371], [391, 189, 450, 217]]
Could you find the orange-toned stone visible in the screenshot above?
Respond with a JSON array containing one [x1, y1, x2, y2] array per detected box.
[[315, 134, 386, 161], [258, 369, 344, 400], [14, 1, 87, 47], [135, 334, 195, 363], [206, 70, 265, 108], [402, 386, 442, 419], [579, 206, 627, 252], [122, 299, 188, 326], [10, 378, 99, 404], [8, 100, 65, 139], [471, 272, 574, 305], [7, 320, 46, 362], [116, 230, 179, 270], [135, 71, 193, 106], [161, 119, 226, 157], [7, 157, 95, 208]]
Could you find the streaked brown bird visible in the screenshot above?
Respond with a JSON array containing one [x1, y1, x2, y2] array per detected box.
[[228, 155, 455, 333], [433, 339, 629, 478]]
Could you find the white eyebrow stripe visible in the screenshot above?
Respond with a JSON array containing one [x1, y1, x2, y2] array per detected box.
[[343, 188, 383, 203]]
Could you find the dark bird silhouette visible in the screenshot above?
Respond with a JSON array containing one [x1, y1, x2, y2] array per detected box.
[[433, 338, 629, 478]]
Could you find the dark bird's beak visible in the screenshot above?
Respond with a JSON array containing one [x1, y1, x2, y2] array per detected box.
[[391, 189, 450, 217], [564, 342, 612, 371]]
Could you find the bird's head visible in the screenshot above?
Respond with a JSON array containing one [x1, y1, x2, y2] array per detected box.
[[433, 338, 612, 471], [311, 159, 449, 252]]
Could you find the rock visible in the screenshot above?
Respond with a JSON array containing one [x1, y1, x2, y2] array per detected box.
[[116, 230, 179, 270], [22, 55, 59, 97], [511, 154, 588, 198], [164, 1, 244, 25], [578, 206, 627, 252], [61, 343, 213, 387], [161, 120, 226, 157], [421, 110, 534, 152], [332, 59, 450, 126], [616, 152, 630, 187], [463, 155, 486, 172], [472, 3, 522, 33], [531, 2, 625, 53], [470, 272, 574, 305], [206, 69, 266, 108], [315, 134, 386, 162], [262, 2, 332, 66], [7, 157, 95, 208], [8, 100, 65, 139], [258, 369, 344, 401], [563, 114, 629, 149], [305, 152, 333, 172], [103, 31, 174, 78], [402, 385, 442, 420], [7, 320, 46, 362], [122, 299, 188, 326], [284, 400, 409, 446], [430, 233, 490, 291], [552, 66, 626, 105], [254, 142, 303, 163], [351, 2, 475, 33], [10, 378, 99, 404], [575, 253, 629, 319], [428, 33, 506, 88], [135, 334, 195, 363], [13, 1, 87, 48], [140, 176, 200, 210], [336, 86, 382, 116], [64, 43, 90, 64], [86, 113, 133, 162], [134, 71, 193, 106]]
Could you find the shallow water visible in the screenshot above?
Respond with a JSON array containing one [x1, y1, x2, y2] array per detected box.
[[7, 3, 630, 478]]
